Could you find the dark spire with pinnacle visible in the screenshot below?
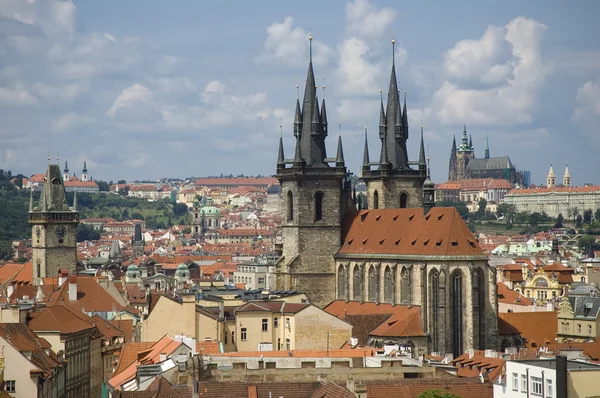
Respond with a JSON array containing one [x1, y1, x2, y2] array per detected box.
[[293, 98, 302, 138], [82, 160, 87, 173], [321, 97, 328, 137], [402, 90, 408, 136], [362, 127, 370, 171], [418, 124, 426, 172], [449, 135, 458, 181], [64, 160, 69, 173], [452, 135, 457, 152], [277, 124, 285, 167], [485, 134, 490, 159], [378, 90, 386, 139], [469, 134, 473, 150], [29, 189, 34, 212], [423, 148, 435, 214], [336, 126, 345, 167]]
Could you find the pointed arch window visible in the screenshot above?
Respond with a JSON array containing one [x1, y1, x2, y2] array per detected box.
[[430, 270, 440, 352], [337, 266, 346, 300], [368, 266, 378, 302], [373, 190, 379, 209], [287, 191, 294, 222], [384, 266, 393, 303], [401, 267, 411, 304], [451, 270, 464, 357], [400, 193, 408, 208], [315, 191, 324, 221], [472, 268, 486, 350], [353, 265, 362, 301]]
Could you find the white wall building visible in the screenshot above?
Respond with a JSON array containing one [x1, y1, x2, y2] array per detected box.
[[503, 186, 600, 218]]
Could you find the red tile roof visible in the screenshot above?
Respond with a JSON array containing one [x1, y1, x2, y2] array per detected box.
[[498, 311, 558, 348], [497, 283, 533, 305], [338, 208, 485, 258], [28, 304, 96, 334]]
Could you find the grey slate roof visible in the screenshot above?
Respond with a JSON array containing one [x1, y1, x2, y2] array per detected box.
[[567, 296, 600, 320], [466, 156, 513, 171]]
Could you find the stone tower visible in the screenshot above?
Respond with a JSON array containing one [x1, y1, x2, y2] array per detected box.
[[563, 165, 571, 188], [29, 164, 79, 284], [82, 161, 88, 182], [547, 165, 556, 188], [132, 223, 145, 258], [274, 36, 351, 307], [63, 161, 70, 182], [361, 40, 427, 209], [452, 125, 475, 181], [448, 135, 458, 181]]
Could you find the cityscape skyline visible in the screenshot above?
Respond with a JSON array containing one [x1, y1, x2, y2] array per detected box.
[[0, 0, 598, 185]]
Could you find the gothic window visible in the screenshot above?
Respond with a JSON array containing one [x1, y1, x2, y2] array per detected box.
[[353, 265, 362, 301], [400, 193, 408, 208], [315, 191, 324, 221], [373, 190, 379, 209], [384, 266, 393, 303], [337, 266, 346, 300], [472, 268, 486, 350], [194, 212, 199, 219], [287, 191, 294, 222], [368, 266, 378, 302], [451, 270, 464, 357], [401, 267, 411, 304], [194, 226, 199, 233], [37, 261, 41, 279], [430, 270, 440, 352]]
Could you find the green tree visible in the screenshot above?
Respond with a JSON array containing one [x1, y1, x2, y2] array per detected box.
[[595, 208, 600, 223], [555, 213, 564, 228], [0, 241, 13, 261], [497, 203, 517, 224], [572, 207, 580, 221], [476, 198, 487, 217], [576, 214, 583, 228], [96, 180, 110, 191], [76, 224, 101, 242], [173, 202, 188, 216], [117, 180, 127, 184], [437, 201, 469, 221], [118, 186, 129, 196], [528, 212, 542, 226], [418, 390, 461, 398], [583, 209, 593, 224]]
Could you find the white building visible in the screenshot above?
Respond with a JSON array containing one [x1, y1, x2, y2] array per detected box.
[[233, 261, 275, 290], [493, 356, 600, 398], [503, 186, 600, 218]]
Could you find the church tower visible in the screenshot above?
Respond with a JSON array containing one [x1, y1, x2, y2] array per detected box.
[[448, 135, 457, 181], [63, 161, 70, 182], [361, 38, 427, 209], [453, 125, 474, 181], [547, 165, 556, 188], [274, 35, 351, 307], [563, 165, 571, 188], [82, 161, 88, 182], [29, 163, 79, 284], [132, 223, 145, 258]]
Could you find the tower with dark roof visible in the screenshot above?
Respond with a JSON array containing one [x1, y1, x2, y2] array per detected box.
[[82, 160, 88, 182], [274, 35, 352, 307], [132, 223, 145, 258], [63, 160, 70, 182], [29, 163, 79, 284], [361, 39, 427, 210]]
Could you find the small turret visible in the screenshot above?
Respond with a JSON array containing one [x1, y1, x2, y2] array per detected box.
[[418, 125, 426, 172], [484, 134, 490, 159], [63, 160, 70, 182], [362, 127, 370, 172], [423, 144, 435, 214], [82, 161, 88, 182], [29, 189, 34, 212], [378, 90, 386, 139], [321, 98, 328, 137], [547, 165, 556, 188], [311, 96, 320, 136], [335, 134, 345, 168], [293, 98, 302, 137], [563, 165, 571, 188]]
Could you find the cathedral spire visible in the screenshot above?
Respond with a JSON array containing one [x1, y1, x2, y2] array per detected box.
[[29, 189, 34, 212], [293, 96, 302, 137], [321, 96, 328, 137], [362, 127, 370, 171], [418, 123, 426, 172], [277, 124, 285, 167], [378, 90, 386, 139], [485, 134, 490, 159], [469, 134, 473, 149], [336, 123, 345, 167], [402, 90, 408, 135]]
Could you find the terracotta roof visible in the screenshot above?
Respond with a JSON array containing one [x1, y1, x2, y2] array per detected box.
[[197, 382, 320, 398], [28, 304, 96, 334], [310, 382, 354, 398], [194, 177, 278, 187], [367, 378, 493, 398], [197, 340, 221, 355], [213, 347, 375, 358], [108, 319, 134, 342], [337, 208, 485, 259], [497, 283, 533, 306], [507, 186, 600, 195], [435, 182, 460, 190], [498, 311, 558, 348], [43, 276, 124, 313], [112, 342, 155, 376], [235, 301, 309, 314], [89, 315, 126, 340]]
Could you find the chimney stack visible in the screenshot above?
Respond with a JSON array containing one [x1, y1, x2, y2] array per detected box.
[[68, 276, 78, 301], [58, 269, 68, 287], [556, 355, 567, 398]]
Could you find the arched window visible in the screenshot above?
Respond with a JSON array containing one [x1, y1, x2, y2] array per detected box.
[[430, 270, 440, 352], [337, 266, 346, 300], [368, 266, 378, 302], [314, 191, 324, 221], [401, 267, 411, 304], [353, 265, 362, 301], [194, 212, 199, 219], [472, 268, 486, 350], [194, 226, 199, 233], [37, 261, 41, 279], [400, 192, 408, 208], [451, 271, 464, 357], [287, 191, 294, 222], [384, 266, 393, 303], [373, 190, 379, 209]]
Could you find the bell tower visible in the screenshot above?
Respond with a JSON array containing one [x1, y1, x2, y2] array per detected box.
[[274, 34, 351, 307], [29, 163, 79, 284]]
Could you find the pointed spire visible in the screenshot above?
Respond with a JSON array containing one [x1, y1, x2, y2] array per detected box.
[[362, 127, 370, 170], [82, 160, 87, 173], [336, 123, 345, 167], [311, 95, 320, 136], [402, 90, 408, 130], [452, 135, 457, 152], [321, 97, 328, 136], [418, 123, 426, 171], [277, 124, 285, 166], [484, 134, 490, 159], [378, 90, 386, 139], [423, 148, 435, 214], [469, 134, 473, 149], [293, 134, 303, 166], [29, 189, 34, 212], [73, 191, 78, 212], [64, 160, 69, 173], [293, 98, 302, 137]]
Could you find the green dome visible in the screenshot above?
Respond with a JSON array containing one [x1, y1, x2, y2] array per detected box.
[[127, 264, 139, 272], [423, 177, 435, 190], [176, 263, 188, 270], [200, 206, 220, 215]]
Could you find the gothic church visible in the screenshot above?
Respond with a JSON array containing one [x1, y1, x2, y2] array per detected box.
[[275, 38, 498, 356]]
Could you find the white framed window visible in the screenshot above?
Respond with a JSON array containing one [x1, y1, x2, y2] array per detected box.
[[547, 379, 553, 398], [531, 376, 543, 396], [521, 374, 527, 392], [512, 373, 519, 391], [5, 381, 15, 393], [241, 328, 247, 341], [262, 318, 268, 332]]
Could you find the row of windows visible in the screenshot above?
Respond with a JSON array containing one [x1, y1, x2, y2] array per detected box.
[[371, 191, 408, 209], [512, 373, 553, 397], [561, 321, 593, 335]]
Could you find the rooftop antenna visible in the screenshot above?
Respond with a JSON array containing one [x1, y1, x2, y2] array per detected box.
[[56, 151, 59, 164]]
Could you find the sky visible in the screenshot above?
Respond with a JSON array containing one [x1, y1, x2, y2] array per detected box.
[[0, 0, 599, 185]]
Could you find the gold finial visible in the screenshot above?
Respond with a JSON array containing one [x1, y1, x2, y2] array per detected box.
[[364, 122, 367, 132], [279, 119, 283, 137], [322, 85, 325, 98], [309, 27, 313, 61], [296, 84, 299, 99], [338, 122, 342, 136], [309, 26, 312, 41], [392, 31, 395, 44], [421, 119, 423, 128], [47, 151, 51, 164]]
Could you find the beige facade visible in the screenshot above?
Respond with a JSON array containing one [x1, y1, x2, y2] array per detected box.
[[1, 335, 42, 398], [523, 270, 563, 303], [141, 294, 196, 341], [557, 296, 600, 343], [568, 369, 600, 398]]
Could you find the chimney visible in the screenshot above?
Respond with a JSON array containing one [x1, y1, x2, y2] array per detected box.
[[7, 285, 14, 298], [58, 270, 68, 286], [68, 276, 77, 301], [159, 352, 167, 362], [556, 355, 567, 398]]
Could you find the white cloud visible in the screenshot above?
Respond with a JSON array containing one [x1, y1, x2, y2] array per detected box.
[[256, 17, 333, 67], [32, 81, 89, 102], [51, 112, 93, 132], [336, 38, 381, 95], [107, 83, 155, 119], [426, 17, 551, 126], [573, 79, 600, 141], [345, 0, 396, 39], [0, 85, 39, 106]]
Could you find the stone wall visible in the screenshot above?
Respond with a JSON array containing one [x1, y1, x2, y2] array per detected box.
[[366, 178, 424, 210]]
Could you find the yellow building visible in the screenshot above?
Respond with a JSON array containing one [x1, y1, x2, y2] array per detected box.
[[557, 296, 600, 343], [522, 263, 573, 304], [141, 293, 196, 342], [234, 301, 352, 352]]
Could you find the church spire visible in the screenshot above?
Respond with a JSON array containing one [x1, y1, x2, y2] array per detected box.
[[293, 96, 302, 137], [402, 90, 408, 135], [484, 134, 490, 159], [321, 96, 328, 137], [82, 161, 87, 173], [362, 127, 370, 171], [469, 134, 473, 150], [277, 124, 285, 167], [336, 123, 345, 167], [378, 90, 386, 139], [29, 189, 34, 212], [418, 123, 426, 172], [73, 191, 78, 212]]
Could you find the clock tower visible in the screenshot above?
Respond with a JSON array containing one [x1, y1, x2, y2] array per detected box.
[[29, 163, 79, 284]]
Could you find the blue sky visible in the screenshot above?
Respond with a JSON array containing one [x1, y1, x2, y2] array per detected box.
[[0, 0, 599, 185]]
